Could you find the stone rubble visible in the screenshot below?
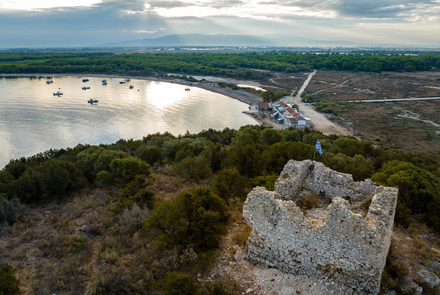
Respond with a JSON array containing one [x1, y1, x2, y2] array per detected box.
[[243, 160, 398, 294]]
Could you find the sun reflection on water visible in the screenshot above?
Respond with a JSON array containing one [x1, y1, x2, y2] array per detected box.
[[146, 81, 187, 110]]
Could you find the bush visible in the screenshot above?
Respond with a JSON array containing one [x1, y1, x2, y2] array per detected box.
[[0, 261, 19, 295], [0, 195, 28, 225], [139, 146, 165, 166], [118, 203, 150, 235], [212, 168, 249, 200], [252, 174, 278, 191], [144, 188, 229, 250], [4, 159, 87, 203], [116, 175, 155, 211], [152, 272, 198, 295], [172, 156, 211, 181], [296, 193, 319, 211], [97, 157, 151, 186]]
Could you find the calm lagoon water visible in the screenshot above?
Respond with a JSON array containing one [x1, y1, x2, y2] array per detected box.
[[0, 76, 257, 169]]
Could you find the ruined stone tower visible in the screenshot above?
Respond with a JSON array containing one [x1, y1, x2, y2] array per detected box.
[[243, 160, 398, 294]]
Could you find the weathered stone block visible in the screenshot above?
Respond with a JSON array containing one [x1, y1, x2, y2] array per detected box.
[[243, 160, 398, 294]]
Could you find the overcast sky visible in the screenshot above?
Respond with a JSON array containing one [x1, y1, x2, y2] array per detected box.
[[1, 0, 439, 47]]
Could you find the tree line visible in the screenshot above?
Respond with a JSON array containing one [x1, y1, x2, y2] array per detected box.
[[0, 52, 439, 78]]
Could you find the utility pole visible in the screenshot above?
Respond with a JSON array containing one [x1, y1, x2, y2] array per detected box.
[[353, 112, 356, 136]]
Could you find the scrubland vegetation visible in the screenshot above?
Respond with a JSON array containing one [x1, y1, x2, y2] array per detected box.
[[0, 125, 439, 294]]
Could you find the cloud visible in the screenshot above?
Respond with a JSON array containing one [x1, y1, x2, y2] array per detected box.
[[0, 0, 439, 47], [147, 1, 188, 8]]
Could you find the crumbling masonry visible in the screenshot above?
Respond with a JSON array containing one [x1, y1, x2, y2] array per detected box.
[[243, 160, 398, 294]]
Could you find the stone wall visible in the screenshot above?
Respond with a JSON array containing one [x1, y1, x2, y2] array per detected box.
[[243, 160, 398, 294]]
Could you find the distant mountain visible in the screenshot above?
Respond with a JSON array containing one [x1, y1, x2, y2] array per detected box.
[[101, 33, 357, 47]]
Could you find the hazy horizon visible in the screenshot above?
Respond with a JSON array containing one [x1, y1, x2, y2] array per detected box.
[[1, 0, 440, 48]]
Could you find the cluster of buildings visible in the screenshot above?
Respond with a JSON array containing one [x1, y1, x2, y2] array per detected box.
[[256, 101, 311, 128]]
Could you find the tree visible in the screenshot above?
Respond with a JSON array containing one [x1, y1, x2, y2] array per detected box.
[[260, 128, 284, 145], [139, 146, 165, 166], [97, 157, 151, 185], [172, 156, 211, 181], [144, 188, 229, 250], [212, 168, 249, 200], [260, 90, 284, 103], [0, 261, 19, 295]]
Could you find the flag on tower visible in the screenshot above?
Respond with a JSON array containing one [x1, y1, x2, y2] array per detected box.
[[315, 139, 324, 157]]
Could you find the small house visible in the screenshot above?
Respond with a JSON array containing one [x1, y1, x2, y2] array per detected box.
[[257, 102, 272, 112]]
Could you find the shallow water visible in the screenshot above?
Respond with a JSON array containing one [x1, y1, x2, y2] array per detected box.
[[0, 76, 257, 168]]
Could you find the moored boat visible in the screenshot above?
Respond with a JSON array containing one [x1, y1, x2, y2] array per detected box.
[[46, 80, 53, 84], [119, 81, 126, 84], [129, 85, 134, 89], [82, 78, 89, 82], [185, 87, 190, 91]]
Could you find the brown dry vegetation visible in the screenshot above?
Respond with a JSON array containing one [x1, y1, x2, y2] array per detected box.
[[260, 72, 307, 91], [298, 70, 440, 159], [0, 167, 237, 295]]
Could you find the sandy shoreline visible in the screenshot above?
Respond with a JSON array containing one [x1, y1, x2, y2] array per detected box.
[[2, 73, 265, 126]]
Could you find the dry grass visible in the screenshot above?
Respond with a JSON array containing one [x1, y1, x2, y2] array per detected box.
[[231, 225, 252, 247], [296, 193, 320, 211], [287, 70, 440, 158], [152, 165, 211, 201]]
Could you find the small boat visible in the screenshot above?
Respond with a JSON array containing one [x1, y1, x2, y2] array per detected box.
[[129, 85, 134, 89], [185, 87, 190, 91], [82, 86, 90, 90], [88, 99, 98, 104], [53, 91, 63, 96], [46, 80, 53, 84], [82, 78, 89, 82], [119, 81, 126, 84]]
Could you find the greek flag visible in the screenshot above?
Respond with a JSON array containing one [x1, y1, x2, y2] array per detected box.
[[315, 139, 324, 157]]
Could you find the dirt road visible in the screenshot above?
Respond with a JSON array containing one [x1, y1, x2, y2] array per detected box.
[[293, 71, 352, 136]]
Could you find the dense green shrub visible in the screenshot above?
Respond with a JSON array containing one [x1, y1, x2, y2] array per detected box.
[[172, 156, 211, 181], [97, 157, 150, 186], [76, 147, 130, 182], [372, 160, 440, 231], [0, 261, 19, 295], [252, 174, 279, 191], [3, 159, 87, 203], [212, 168, 249, 200], [260, 128, 284, 145], [139, 145, 165, 166], [144, 188, 229, 250]]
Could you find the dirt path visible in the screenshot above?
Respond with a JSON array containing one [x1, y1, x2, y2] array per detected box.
[[293, 71, 352, 136]]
